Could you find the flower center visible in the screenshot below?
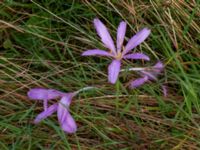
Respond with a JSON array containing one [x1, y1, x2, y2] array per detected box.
[[115, 46, 125, 60], [115, 52, 122, 60]]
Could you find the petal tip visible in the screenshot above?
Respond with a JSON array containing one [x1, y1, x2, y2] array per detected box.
[[145, 56, 150, 61], [142, 28, 151, 38], [93, 18, 101, 27], [154, 61, 164, 70], [93, 18, 100, 22], [62, 124, 77, 134], [144, 27, 151, 33], [81, 52, 86, 56], [27, 88, 46, 100], [129, 76, 148, 89], [27, 90, 32, 99], [108, 78, 117, 84], [33, 119, 40, 124], [120, 21, 127, 26]]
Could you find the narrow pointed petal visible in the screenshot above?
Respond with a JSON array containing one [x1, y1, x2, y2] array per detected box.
[[28, 88, 48, 100], [57, 95, 77, 133], [140, 71, 157, 80], [129, 76, 148, 89], [123, 53, 150, 61], [60, 112, 77, 134], [153, 61, 164, 71], [82, 49, 114, 57], [123, 28, 151, 55], [108, 60, 121, 84], [57, 96, 72, 124], [146, 61, 164, 78], [34, 104, 58, 124], [27, 88, 63, 100], [139, 61, 164, 80], [117, 21, 127, 52], [93, 18, 116, 54]]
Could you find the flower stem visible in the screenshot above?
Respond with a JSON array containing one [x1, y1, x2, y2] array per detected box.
[[120, 67, 147, 72], [74, 86, 96, 95]]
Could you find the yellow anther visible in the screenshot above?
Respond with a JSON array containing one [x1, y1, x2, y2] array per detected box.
[[115, 52, 122, 60]]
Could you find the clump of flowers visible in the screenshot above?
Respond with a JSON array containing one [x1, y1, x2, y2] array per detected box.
[[27, 87, 94, 133], [82, 18, 151, 84], [27, 18, 166, 134]]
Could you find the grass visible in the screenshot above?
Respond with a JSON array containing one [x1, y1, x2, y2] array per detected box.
[[0, 0, 200, 149]]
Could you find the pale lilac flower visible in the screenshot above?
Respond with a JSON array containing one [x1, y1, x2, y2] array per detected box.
[[82, 18, 151, 84], [27, 87, 94, 133], [130, 61, 164, 88]]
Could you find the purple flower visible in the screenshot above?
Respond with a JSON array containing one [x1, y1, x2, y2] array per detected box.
[[130, 61, 164, 88], [28, 88, 77, 133], [28, 87, 95, 133], [82, 18, 151, 84]]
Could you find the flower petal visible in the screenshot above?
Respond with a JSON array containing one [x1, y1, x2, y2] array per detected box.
[[57, 95, 77, 133], [139, 62, 164, 80], [152, 61, 164, 77], [47, 89, 64, 100], [82, 49, 114, 57], [123, 53, 150, 61], [57, 95, 72, 123], [153, 61, 164, 72], [93, 18, 116, 55], [60, 112, 77, 134], [117, 21, 127, 53], [27, 88, 63, 100], [28, 88, 48, 100], [108, 60, 121, 84], [123, 28, 151, 55], [140, 71, 157, 80], [129, 76, 148, 89], [34, 104, 58, 124]]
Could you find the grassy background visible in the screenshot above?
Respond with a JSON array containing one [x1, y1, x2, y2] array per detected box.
[[0, 0, 200, 149]]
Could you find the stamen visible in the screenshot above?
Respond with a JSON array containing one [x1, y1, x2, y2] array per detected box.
[[115, 52, 122, 60]]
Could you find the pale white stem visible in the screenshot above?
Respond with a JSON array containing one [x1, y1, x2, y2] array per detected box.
[[74, 86, 96, 95], [120, 67, 147, 72]]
